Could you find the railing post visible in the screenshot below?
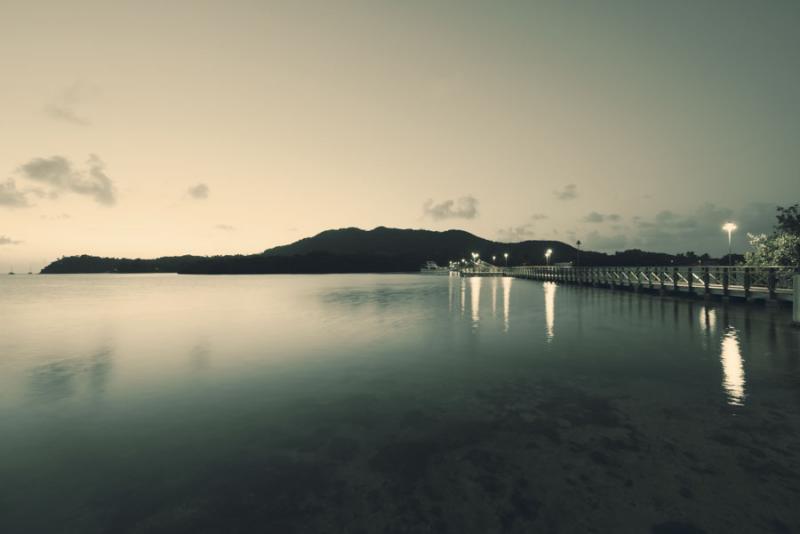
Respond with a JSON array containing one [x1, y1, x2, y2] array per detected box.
[[703, 267, 710, 298], [687, 267, 693, 295], [673, 267, 679, 293], [722, 267, 730, 297], [768, 267, 777, 301], [744, 267, 751, 300]]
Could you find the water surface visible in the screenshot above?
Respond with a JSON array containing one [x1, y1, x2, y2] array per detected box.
[[1, 274, 799, 533]]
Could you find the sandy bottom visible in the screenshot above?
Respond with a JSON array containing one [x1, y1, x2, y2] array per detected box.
[[105, 367, 800, 534]]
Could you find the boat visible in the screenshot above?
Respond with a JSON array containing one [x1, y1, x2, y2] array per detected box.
[[420, 260, 449, 274]]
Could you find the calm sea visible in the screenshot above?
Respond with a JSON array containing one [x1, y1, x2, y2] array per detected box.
[[1, 274, 798, 533]]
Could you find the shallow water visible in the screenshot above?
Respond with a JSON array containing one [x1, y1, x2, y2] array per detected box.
[[1, 273, 799, 533]]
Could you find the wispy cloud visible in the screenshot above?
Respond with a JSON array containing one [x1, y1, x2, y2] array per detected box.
[[584, 230, 628, 251], [17, 155, 116, 205], [40, 213, 71, 220], [44, 82, 95, 126], [215, 224, 235, 231], [531, 213, 548, 221], [423, 196, 478, 220], [497, 223, 535, 243], [0, 235, 22, 245], [188, 183, 209, 199], [583, 211, 621, 223], [554, 183, 578, 201], [585, 202, 778, 255], [0, 179, 30, 208]]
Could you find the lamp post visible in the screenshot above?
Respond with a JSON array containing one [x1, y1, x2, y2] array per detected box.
[[576, 240, 581, 267], [503, 252, 509, 267], [545, 248, 552, 266], [492, 255, 496, 264], [722, 222, 737, 267]]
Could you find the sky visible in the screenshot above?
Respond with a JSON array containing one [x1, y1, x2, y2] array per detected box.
[[2, 0, 799, 269]]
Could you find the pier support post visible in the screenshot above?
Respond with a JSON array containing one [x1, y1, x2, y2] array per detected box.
[[744, 268, 751, 301], [722, 267, 729, 298], [673, 267, 679, 294], [768, 268, 777, 301]]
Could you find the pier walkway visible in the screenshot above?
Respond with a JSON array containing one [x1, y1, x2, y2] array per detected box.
[[457, 263, 800, 322]]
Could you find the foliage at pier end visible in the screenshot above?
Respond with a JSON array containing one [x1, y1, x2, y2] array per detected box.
[[744, 204, 800, 268], [43, 227, 742, 275]]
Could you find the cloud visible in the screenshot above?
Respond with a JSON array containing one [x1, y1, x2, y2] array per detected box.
[[17, 155, 116, 205], [0, 235, 22, 246], [215, 224, 235, 231], [573, 202, 780, 255], [44, 82, 94, 125], [530, 213, 548, 220], [40, 213, 71, 220], [188, 183, 209, 199], [554, 184, 578, 200], [583, 211, 621, 223], [584, 230, 628, 252], [624, 202, 778, 255], [46, 106, 90, 126], [423, 196, 478, 220], [497, 223, 536, 243], [0, 179, 30, 208], [633, 204, 734, 252]]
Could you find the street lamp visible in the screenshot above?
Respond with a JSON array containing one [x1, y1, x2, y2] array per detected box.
[[576, 240, 582, 267], [503, 252, 509, 267], [492, 255, 496, 264], [545, 248, 553, 266], [722, 222, 737, 267]]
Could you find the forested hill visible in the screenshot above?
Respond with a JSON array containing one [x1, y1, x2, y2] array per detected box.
[[40, 226, 720, 274], [262, 227, 580, 266], [40, 255, 204, 274]]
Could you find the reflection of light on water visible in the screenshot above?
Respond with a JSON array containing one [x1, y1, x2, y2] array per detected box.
[[544, 281, 556, 342], [470, 277, 482, 326], [502, 277, 512, 332], [699, 307, 716, 332], [720, 326, 746, 406], [460, 278, 466, 316], [448, 276, 454, 313], [491, 277, 497, 317]]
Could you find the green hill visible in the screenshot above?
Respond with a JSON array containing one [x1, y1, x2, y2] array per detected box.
[[41, 226, 703, 274]]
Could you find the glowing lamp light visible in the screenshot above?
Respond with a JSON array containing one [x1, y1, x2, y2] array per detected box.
[[722, 222, 737, 267]]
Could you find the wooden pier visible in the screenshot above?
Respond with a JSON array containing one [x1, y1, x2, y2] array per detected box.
[[457, 264, 799, 322]]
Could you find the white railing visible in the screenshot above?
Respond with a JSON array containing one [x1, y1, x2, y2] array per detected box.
[[455, 265, 796, 301]]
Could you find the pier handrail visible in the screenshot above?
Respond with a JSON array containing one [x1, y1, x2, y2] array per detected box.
[[454, 264, 796, 299]]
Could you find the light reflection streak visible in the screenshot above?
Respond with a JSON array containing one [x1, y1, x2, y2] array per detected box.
[[460, 278, 466, 316], [502, 277, 512, 332], [699, 306, 716, 333], [543, 282, 556, 342], [491, 277, 498, 317], [448, 275, 454, 313], [470, 276, 481, 326], [720, 326, 746, 406]]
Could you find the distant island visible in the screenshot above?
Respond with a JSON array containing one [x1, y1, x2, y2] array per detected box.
[[40, 226, 738, 274]]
